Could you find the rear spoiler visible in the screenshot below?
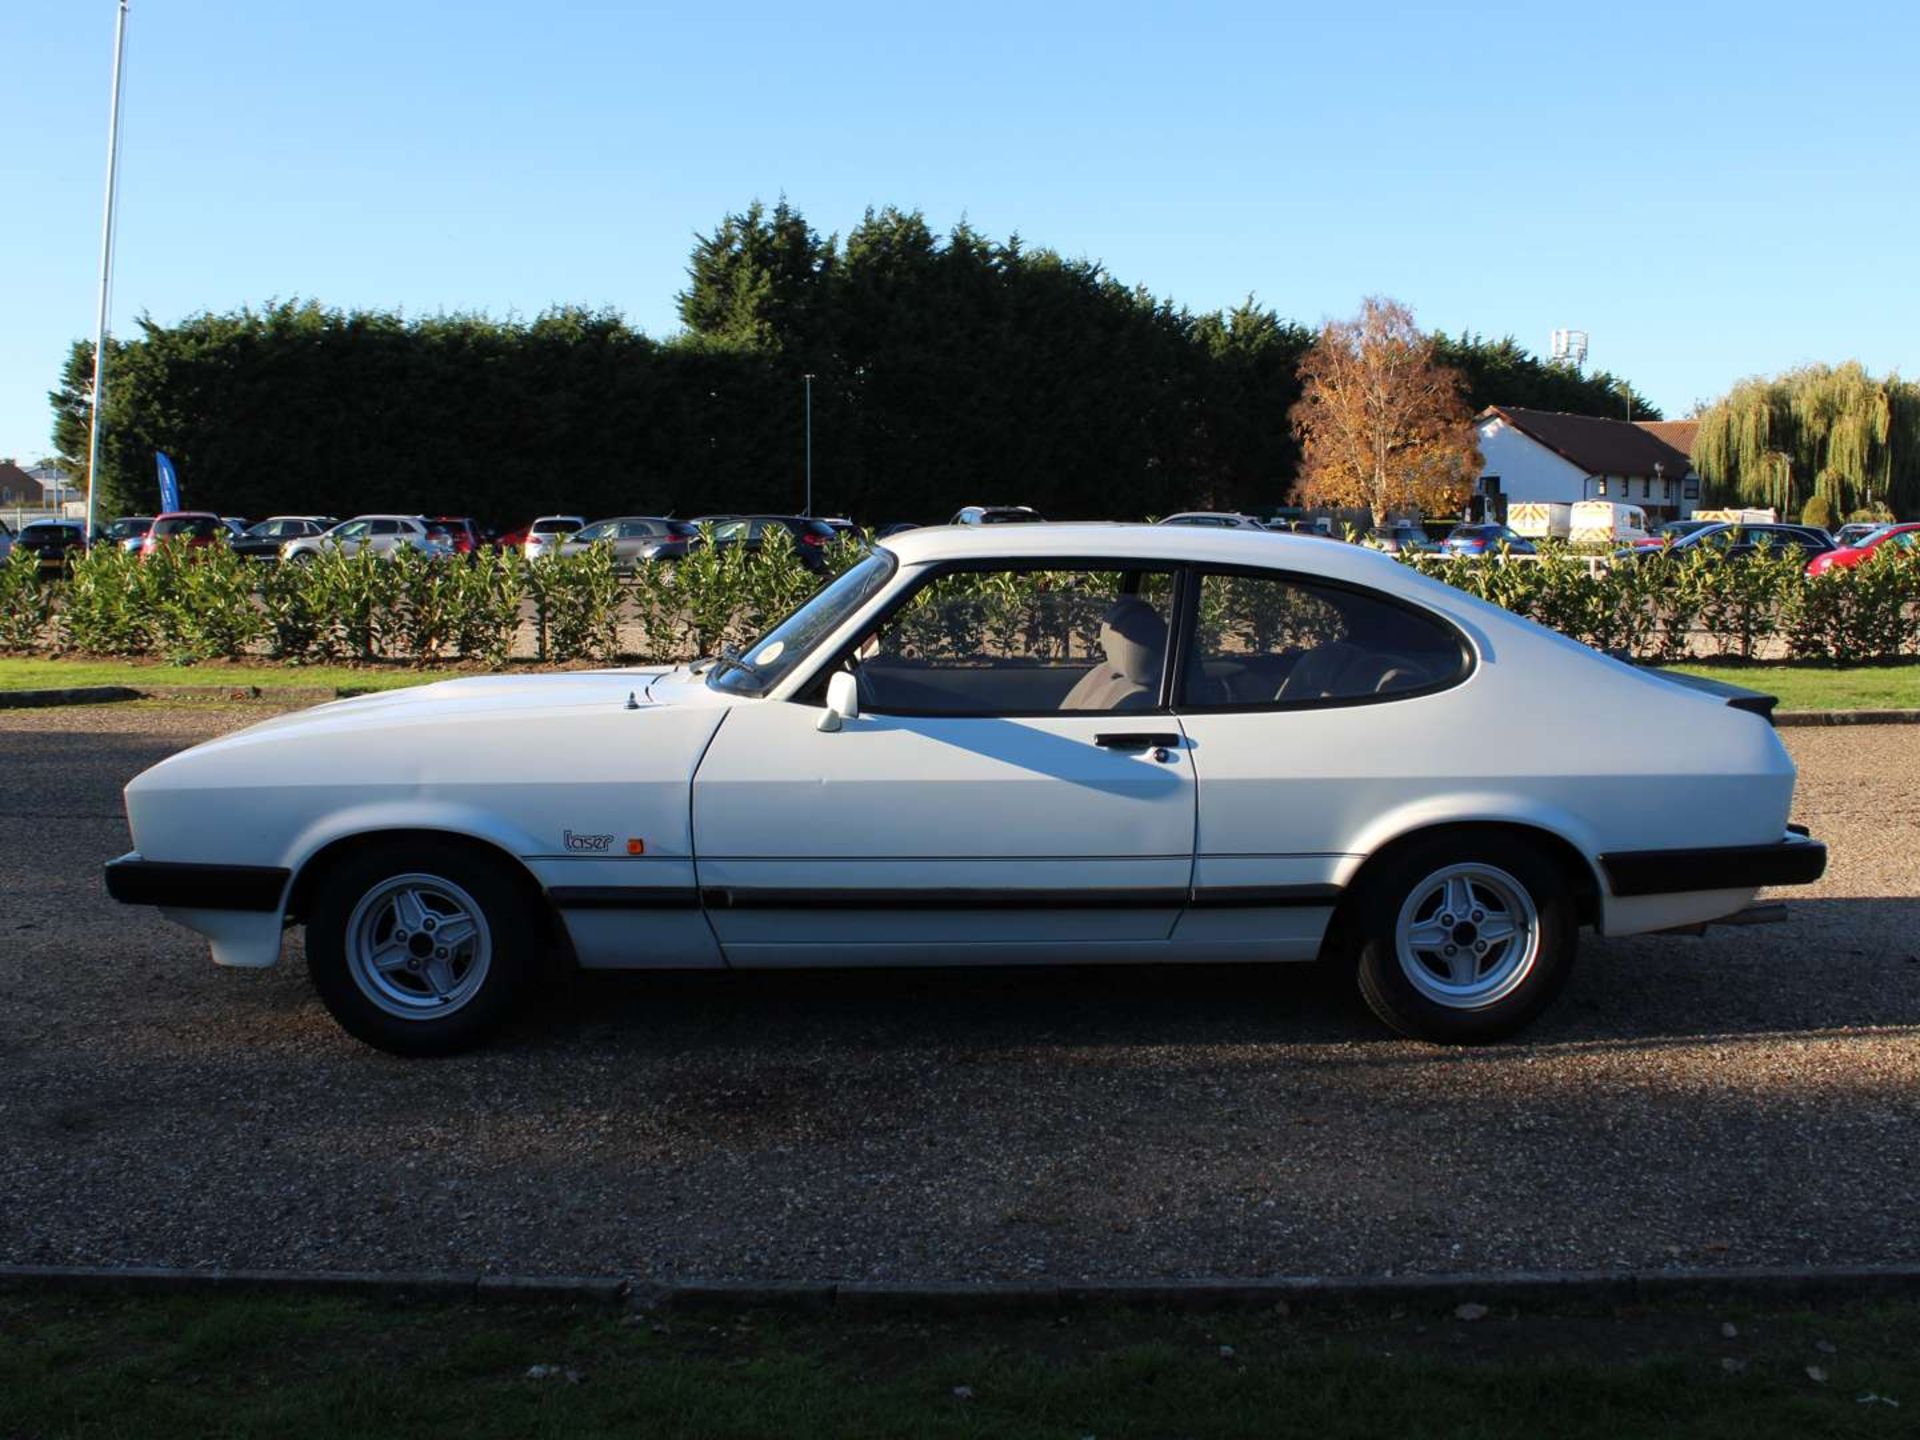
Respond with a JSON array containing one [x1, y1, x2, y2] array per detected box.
[[1633, 665, 1779, 723]]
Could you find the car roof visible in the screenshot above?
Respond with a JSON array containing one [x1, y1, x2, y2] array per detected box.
[[880, 520, 1405, 582]]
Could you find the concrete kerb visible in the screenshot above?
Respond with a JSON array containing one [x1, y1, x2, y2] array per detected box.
[[7, 1263, 1920, 1314], [1773, 708, 1920, 726]]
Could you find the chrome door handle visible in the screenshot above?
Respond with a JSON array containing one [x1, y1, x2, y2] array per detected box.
[[1093, 732, 1180, 750]]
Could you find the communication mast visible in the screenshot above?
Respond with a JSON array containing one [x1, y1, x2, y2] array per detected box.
[[1549, 329, 1589, 370]]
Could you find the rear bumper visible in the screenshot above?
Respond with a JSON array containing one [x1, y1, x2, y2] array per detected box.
[[1598, 829, 1827, 898], [104, 852, 290, 912]]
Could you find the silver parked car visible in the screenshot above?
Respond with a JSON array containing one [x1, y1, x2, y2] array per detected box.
[[951, 505, 1043, 525], [559, 516, 702, 572], [1368, 523, 1441, 555], [523, 515, 587, 560], [280, 515, 450, 564], [1156, 511, 1268, 530]]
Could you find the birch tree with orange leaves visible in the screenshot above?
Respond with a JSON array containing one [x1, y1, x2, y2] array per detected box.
[[1290, 297, 1482, 526]]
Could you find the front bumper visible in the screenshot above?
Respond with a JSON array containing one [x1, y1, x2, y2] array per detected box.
[[1598, 829, 1827, 899], [104, 852, 290, 912]]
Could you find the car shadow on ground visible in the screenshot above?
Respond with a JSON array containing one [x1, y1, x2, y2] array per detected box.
[[510, 896, 1920, 1058]]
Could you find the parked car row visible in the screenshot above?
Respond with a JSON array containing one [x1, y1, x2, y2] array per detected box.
[[19, 504, 1916, 581]]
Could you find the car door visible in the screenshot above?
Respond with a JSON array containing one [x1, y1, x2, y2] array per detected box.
[[707, 518, 750, 555], [1170, 565, 1477, 960], [365, 518, 404, 556], [616, 520, 665, 569], [565, 519, 616, 560], [691, 562, 1196, 965], [328, 520, 371, 555]]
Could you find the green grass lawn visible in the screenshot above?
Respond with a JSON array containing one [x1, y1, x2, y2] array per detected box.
[[0, 657, 467, 693], [2, 1291, 1913, 1439], [1664, 662, 1920, 712]]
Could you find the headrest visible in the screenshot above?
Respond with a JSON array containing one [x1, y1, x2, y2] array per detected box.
[[1100, 597, 1165, 683]]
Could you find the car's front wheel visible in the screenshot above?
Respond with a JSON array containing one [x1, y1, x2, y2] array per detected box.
[[305, 839, 540, 1056], [1353, 834, 1576, 1044]]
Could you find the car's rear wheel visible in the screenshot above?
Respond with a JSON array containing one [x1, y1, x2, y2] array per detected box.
[[306, 839, 539, 1056], [1353, 834, 1576, 1044]]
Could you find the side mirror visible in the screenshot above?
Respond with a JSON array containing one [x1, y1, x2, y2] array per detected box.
[[816, 670, 861, 732]]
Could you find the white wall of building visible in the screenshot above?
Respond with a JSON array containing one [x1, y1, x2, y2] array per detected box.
[[1474, 416, 1587, 505], [1473, 416, 1695, 519]]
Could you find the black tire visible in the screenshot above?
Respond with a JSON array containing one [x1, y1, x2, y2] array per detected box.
[[305, 838, 541, 1056], [1352, 833, 1577, 1044]]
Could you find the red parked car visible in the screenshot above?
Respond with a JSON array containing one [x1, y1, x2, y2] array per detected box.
[[427, 516, 485, 556], [139, 512, 229, 557], [1806, 522, 1920, 575]]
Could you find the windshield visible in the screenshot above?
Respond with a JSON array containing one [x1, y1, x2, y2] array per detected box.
[[707, 551, 897, 697]]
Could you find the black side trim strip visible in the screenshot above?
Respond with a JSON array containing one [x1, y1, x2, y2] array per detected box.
[[702, 886, 1192, 911], [1599, 836, 1827, 898], [698, 884, 1344, 911], [103, 853, 289, 912], [1188, 884, 1343, 908], [548, 886, 701, 910]]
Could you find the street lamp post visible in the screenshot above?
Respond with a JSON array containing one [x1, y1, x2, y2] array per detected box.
[[85, 0, 131, 541], [802, 372, 814, 518]]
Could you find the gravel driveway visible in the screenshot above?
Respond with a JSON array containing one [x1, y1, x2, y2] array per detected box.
[[1, 702, 1915, 1282]]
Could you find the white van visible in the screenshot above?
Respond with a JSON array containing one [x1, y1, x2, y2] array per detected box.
[[1570, 500, 1650, 544], [1507, 502, 1572, 542]]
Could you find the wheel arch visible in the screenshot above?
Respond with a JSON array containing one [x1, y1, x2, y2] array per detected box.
[[285, 827, 562, 955], [1320, 820, 1603, 964]]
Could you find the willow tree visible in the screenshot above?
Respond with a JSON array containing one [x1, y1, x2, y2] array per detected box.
[[1692, 363, 1920, 517], [1290, 297, 1481, 526]]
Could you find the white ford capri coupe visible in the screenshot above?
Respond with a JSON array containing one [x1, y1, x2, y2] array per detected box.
[[107, 524, 1825, 1055]]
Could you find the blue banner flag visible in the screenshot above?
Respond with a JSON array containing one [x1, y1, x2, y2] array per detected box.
[[156, 452, 180, 512]]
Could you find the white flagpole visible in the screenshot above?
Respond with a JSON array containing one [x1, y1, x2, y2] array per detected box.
[[84, 0, 130, 541]]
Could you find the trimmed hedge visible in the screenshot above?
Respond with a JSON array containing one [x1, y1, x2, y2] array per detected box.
[[1404, 545, 1920, 663], [2, 533, 1916, 667]]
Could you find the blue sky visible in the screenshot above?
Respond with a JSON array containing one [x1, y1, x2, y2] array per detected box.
[[4, 0, 1916, 463]]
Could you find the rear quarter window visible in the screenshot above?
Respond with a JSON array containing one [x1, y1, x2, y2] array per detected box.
[[1185, 569, 1471, 710]]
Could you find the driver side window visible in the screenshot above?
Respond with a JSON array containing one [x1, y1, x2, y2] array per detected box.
[[854, 566, 1174, 716]]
